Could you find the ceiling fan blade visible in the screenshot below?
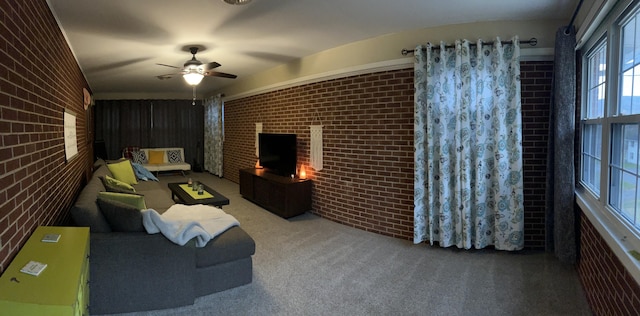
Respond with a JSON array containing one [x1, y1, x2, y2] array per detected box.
[[156, 74, 174, 80], [205, 71, 237, 79], [204, 61, 221, 70], [155, 71, 183, 80], [156, 63, 181, 69]]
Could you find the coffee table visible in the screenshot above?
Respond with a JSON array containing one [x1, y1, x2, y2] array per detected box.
[[168, 182, 230, 207]]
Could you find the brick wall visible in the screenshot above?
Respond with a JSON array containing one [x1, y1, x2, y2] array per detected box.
[[520, 61, 553, 249], [225, 70, 415, 239], [224, 62, 552, 248], [0, 0, 90, 273], [577, 213, 640, 315]]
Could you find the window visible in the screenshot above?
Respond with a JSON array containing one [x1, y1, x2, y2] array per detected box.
[[582, 42, 606, 196], [581, 4, 640, 233], [610, 124, 640, 227]]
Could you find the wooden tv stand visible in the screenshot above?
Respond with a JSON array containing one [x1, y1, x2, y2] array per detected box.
[[239, 168, 312, 218]]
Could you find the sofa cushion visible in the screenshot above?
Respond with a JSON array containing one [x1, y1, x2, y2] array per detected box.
[[136, 189, 174, 213], [142, 163, 191, 172], [148, 150, 165, 164], [98, 192, 147, 210], [195, 226, 256, 268], [97, 197, 145, 232], [107, 159, 138, 185], [100, 175, 136, 194]]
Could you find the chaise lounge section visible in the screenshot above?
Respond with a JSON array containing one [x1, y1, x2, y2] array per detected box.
[[70, 159, 255, 314]]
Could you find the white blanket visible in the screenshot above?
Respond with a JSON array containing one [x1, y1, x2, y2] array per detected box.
[[141, 204, 239, 247]]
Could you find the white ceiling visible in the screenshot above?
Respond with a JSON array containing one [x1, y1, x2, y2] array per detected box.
[[47, 0, 578, 99]]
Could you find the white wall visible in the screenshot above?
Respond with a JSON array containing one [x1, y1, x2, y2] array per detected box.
[[219, 19, 567, 100]]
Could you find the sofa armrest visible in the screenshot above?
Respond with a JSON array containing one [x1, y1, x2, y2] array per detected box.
[[89, 232, 196, 314]]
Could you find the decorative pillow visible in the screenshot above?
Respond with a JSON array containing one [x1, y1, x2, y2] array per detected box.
[[105, 174, 135, 191], [97, 191, 147, 210], [106, 159, 138, 185], [131, 150, 148, 164], [167, 150, 182, 163], [99, 175, 136, 194], [148, 150, 165, 164], [97, 197, 145, 232]]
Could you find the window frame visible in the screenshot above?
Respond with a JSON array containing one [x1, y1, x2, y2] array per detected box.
[[578, 0, 640, 284], [581, 40, 607, 197]]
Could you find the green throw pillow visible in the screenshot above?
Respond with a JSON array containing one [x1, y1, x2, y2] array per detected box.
[[99, 176, 141, 195], [97, 192, 147, 210], [107, 159, 138, 185], [97, 197, 145, 232], [104, 175, 135, 192]]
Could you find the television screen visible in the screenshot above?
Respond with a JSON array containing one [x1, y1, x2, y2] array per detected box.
[[259, 133, 297, 176]]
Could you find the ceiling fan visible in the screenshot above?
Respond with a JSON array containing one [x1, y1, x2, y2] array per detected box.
[[156, 46, 237, 86]]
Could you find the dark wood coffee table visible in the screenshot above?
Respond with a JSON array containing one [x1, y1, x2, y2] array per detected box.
[[168, 182, 230, 207]]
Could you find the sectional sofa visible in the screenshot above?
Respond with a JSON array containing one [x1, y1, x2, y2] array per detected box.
[[70, 159, 255, 314]]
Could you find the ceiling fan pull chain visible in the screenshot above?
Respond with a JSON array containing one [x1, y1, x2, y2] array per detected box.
[[192, 86, 197, 105]]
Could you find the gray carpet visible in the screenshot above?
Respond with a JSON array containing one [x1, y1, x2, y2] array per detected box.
[[108, 172, 591, 316]]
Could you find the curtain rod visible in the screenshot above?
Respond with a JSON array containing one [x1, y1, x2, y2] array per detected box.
[[565, 0, 584, 35], [400, 37, 538, 56]]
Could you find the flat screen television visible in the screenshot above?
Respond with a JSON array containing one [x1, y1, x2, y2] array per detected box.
[[259, 133, 297, 176]]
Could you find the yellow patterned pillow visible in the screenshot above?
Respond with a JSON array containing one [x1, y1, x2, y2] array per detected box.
[[148, 150, 165, 164]]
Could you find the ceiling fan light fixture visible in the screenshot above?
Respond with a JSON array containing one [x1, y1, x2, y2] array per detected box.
[[183, 67, 204, 86], [157, 45, 236, 85], [222, 0, 252, 5]]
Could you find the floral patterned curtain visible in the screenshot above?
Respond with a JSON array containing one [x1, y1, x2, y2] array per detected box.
[[414, 37, 524, 251], [204, 94, 223, 177]]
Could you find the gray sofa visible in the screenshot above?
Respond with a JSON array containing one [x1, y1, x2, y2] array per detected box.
[[70, 159, 255, 315]]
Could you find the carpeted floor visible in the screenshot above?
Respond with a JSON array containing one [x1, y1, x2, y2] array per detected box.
[[106, 172, 592, 316]]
